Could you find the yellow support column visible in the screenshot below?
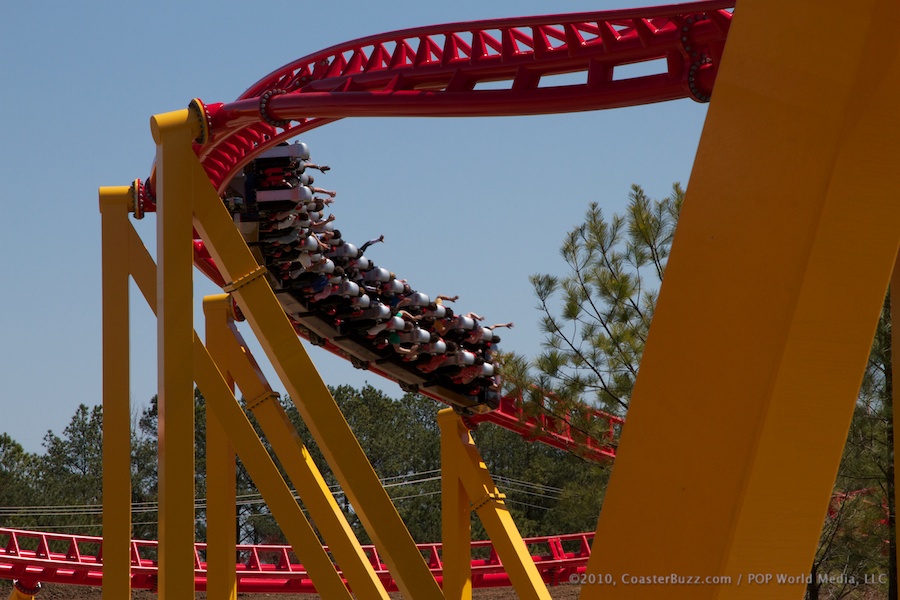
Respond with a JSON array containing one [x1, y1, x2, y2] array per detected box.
[[151, 107, 202, 599], [892, 257, 900, 595], [584, 1, 900, 599], [123, 227, 353, 599], [204, 295, 237, 600], [7, 582, 40, 600], [99, 185, 135, 599], [208, 314, 391, 600], [193, 337, 354, 600], [438, 409, 551, 600], [190, 149, 442, 599], [440, 409, 472, 600]]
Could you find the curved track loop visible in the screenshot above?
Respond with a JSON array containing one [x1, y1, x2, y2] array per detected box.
[[142, 1, 735, 464], [0, 528, 593, 594], [144, 0, 732, 203]]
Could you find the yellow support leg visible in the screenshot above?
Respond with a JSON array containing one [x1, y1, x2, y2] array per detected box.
[[204, 301, 390, 600], [441, 410, 472, 600], [189, 143, 441, 599], [892, 256, 900, 594], [99, 185, 135, 599], [193, 336, 354, 600], [151, 107, 201, 599], [438, 410, 551, 600], [584, 2, 900, 599], [123, 233, 352, 599], [7, 582, 39, 600], [204, 295, 237, 600]]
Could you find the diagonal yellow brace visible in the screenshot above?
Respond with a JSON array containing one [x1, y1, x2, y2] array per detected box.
[[204, 295, 391, 600], [438, 410, 551, 600], [124, 215, 353, 600], [584, 1, 900, 599], [189, 140, 442, 599], [193, 337, 354, 600]]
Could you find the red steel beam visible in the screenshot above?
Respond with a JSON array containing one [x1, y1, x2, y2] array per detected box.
[[0, 528, 593, 594], [142, 1, 733, 199], [136, 1, 734, 468]]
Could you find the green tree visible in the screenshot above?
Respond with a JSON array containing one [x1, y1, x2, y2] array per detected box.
[[37, 404, 105, 534], [807, 294, 896, 599], [135, 389, 279, 546], [527, 183, 683, 416], [0, 434, 39, 528], [276, 384, 608, 544], [282, 385, 444, 543], [471, 422, 609, 540], [516, 183, 896, 598]]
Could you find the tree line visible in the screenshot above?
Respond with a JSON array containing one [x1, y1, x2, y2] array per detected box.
[[0, 385, 607, 548]]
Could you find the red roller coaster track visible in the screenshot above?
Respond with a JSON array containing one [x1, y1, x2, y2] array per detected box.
[[0, 528, 593, 594], [0, 2, 735, 593], [161, 0, 730, 465]]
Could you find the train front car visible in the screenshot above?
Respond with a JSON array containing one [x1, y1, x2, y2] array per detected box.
[[222, 140, 502, 414]]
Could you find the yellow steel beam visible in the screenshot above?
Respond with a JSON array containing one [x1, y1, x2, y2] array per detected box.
[[193, 335, 354, 600], [440, 409, 472, 600], [893, 257, 900, 590], [123, 216, 353, 599], [151, 108, 202, 599], [7, 582, 39, 600], [438, 410, 551, 600], [99, 185, 135, 599], [203, 295, 237, 600], [194, 337, 351, 600], [189, 146, 442, 599], [584, 1, 900, 598], [212, 312, 390, 600], [126, 222, 157, 313]]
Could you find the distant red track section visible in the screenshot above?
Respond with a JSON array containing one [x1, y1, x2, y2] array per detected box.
[[0, 528, 593, 594]]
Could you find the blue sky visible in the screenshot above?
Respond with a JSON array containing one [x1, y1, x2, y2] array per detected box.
[[1, 1, 708, 454]]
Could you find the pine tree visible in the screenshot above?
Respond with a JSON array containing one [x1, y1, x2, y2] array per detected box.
[[527, 183, 683, 416]]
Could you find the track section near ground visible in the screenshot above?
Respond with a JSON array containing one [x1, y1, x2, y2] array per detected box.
[[0, 528, 593, 594]]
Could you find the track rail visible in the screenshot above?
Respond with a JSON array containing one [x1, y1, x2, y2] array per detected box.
[[0, 528, 592, 593], [138, 1, 735, 464], [170, 0, 732, 198]]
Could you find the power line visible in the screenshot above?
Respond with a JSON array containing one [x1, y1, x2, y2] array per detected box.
[[0, 469, 586, 525]]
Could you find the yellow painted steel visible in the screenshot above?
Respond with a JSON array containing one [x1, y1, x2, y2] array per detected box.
[[189, 154, 442, 599], [151, 108, 200, 599], [6, 584, 38, 600], [893, 257, 900, 591], [121, 221, 353, 599], [583, 1, 900, 599], [203, 296, 237, 600], [193, 338, 355, 600], [99, 186, 134, 598], [210, 311, 391, 600], [441, 410, 472, 600], [438, 410, 551, 600]]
